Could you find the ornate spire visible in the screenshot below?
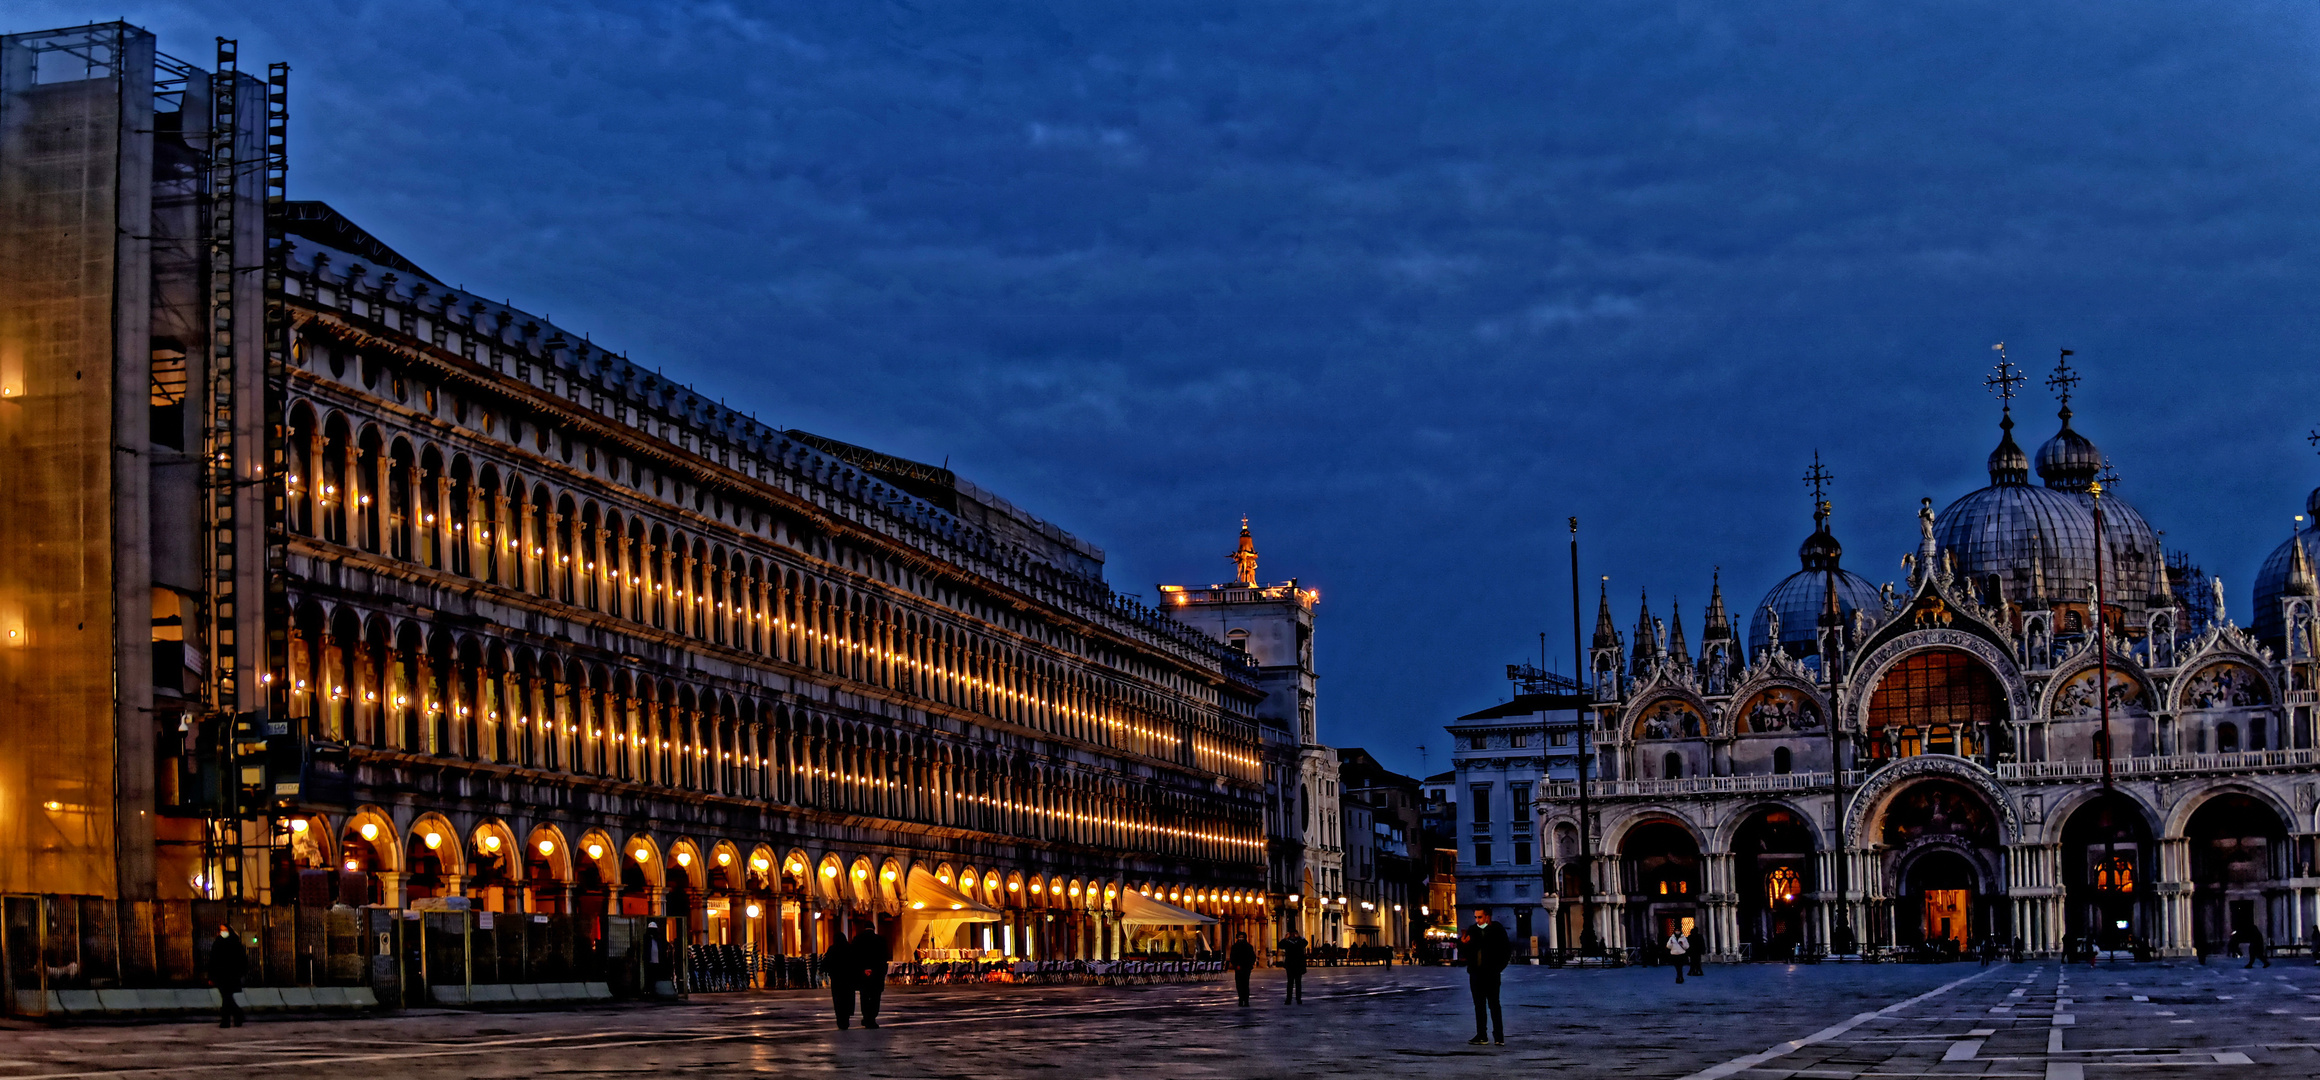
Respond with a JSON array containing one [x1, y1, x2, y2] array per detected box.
[[1230, 516, 1258, 587], [1799, 452, 1844, 572], [1592, 577, 1620, 650], [1701, 569, 1732, 641], [1986, 348, 2029, 485], [2149, 541, 2175, 607], [2288, 534, 2318, 598], [2028, 533, 2050, 608], [1668, 598, 1691, 667], [1632, 588, 1661, 666]]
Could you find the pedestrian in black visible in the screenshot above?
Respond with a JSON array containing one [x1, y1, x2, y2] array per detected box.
[[1687, 929, 1705, 977], [205, 924, 247, 1028], [1228, 933, 1258, 1006], [1460, 909, 1511, 1046], [2244, 924, 2271, 969], [1280, 931, 1309, 1004], [823, 928, 857, 1029], [852, 923, 892, 1028]]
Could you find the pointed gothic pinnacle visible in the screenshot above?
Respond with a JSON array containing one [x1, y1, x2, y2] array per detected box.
[[2289, 534, 2318, 598], [1702, 569, 1731, 639], [1668, 599, 1691, 665]]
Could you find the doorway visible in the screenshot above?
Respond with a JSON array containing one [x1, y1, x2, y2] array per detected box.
[[1923, 889, 1969, 950]]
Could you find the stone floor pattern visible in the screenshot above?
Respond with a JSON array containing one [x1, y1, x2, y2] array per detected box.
[[1, 961, 2317, 1077]]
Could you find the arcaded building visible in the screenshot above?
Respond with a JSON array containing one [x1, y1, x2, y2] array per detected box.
[[1540, 372, 2320, 961], [0, 22, 1269, 959]]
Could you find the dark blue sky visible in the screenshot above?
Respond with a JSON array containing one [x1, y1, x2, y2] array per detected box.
[[41, 1, 2320, 779]]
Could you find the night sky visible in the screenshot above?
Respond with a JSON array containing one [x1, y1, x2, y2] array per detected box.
[[29, 2, 2320, 779]]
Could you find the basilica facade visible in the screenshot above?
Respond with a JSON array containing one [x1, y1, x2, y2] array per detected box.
[[1538, 381, 2320, 961]]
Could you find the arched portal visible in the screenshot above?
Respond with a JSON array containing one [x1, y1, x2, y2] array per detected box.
[[1619, 820, 1701, 954], [1731, 807, 1817, 960], [2186, 793, 2291, 952], [2057, 793, 2154, 955], [1875, 777, 2003, 952]]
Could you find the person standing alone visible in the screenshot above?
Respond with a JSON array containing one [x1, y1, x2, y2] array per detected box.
[[822, 927, 857, 1029], [205, 924, 247, 1028], [852, 923, 892, 1028], [1229, 933, 1258, 1006], [1280, 930, 1309, 1004], [1665, 927, 1690, 985], [1460, 909, 1511, 1046]]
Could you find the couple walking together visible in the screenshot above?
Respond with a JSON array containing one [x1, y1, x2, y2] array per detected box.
[[823, 924, 893, 1029]]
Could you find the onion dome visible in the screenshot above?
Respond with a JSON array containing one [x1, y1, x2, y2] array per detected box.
[[1749, 503, 1881, 660], [2035, 405, 2104, 492], [2251, 485, 2320, 646]]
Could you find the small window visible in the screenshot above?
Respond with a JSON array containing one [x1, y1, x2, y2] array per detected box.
[[148, 346, 187, 449], [1227, 629, 1249, 653], [1661, 752, 1683, 779], [1773, 747, 1792, 774], [2250, 719, 2267, 751], [1470, 785, 1491, 824], [1509, 782, 1531, 819], [1472, 843, 1493, 866], [2216, 723, 2239, 754], [1510, 732, 1529, 748], [1513, 841, 1532, 866]]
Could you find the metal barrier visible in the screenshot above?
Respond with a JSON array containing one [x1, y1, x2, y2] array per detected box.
[[0, 894, 686, 1017]]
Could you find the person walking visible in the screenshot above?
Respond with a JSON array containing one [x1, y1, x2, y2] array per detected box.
[[1229, 933, 1258, 1007], [1665, 928, 1690, 985], [1687, 928, 1705, 977], [1460, 909, 1511, 1046], [1280, 930, 1309, 1004], [822, 927, 857, 1029], [2244, 924, 2272, 969], [205, 924, 248, 1028], [852, 923, 892, 1028]]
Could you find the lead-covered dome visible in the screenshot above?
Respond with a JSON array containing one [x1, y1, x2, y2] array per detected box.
[[1749, 508, 1882, 660], [2251, 486, 2320, 646], [1935, 408, 2161, 618]]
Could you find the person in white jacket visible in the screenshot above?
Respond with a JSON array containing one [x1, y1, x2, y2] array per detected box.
[[1665, 930, 1690, 984]]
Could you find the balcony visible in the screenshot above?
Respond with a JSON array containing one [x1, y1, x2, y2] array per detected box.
[[1998, 748, 2320, 782], [1539, 771, 1857, 800]]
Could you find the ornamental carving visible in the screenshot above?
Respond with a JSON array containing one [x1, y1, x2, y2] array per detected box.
[[1841, 753, 2019, 845], [2175, 659, 2273, 711]]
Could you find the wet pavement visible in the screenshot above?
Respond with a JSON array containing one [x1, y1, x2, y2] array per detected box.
[[2, 958, 2317, 1077]]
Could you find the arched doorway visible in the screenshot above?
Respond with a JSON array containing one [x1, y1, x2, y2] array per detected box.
[[2186, 794, 2290, 953], [1620, 820, 1701, 955], [1732, 807, 1817, 960], [1899, 850, 1978, 952], [1876, 778, 2002, 952], [2058, 793, 2153, 955]]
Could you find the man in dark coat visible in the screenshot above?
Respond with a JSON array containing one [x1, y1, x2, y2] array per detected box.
[[823, 928, 856, 1029], [206, 924, 248, 1028], [1459, 909, 1511, 1046], [1687, 928, 1706, 977], [1228, 933, 1258, 1006], [852, 924, 892, 1028], [1280, 931, 1309, 1004], [2244, 924, 2272, 969]]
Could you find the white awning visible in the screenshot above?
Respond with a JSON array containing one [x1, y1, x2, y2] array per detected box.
[[903, 867, 1002, 923], [1117, 890, 1217, 927]]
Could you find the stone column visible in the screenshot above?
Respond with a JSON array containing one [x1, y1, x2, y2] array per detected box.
[[375, 871, 408, 910], [2157, 837, 2193, 956]]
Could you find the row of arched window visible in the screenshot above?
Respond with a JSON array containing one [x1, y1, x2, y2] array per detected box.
[[284, 600, 1263, 864], [281, 396, 1261, 783]]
